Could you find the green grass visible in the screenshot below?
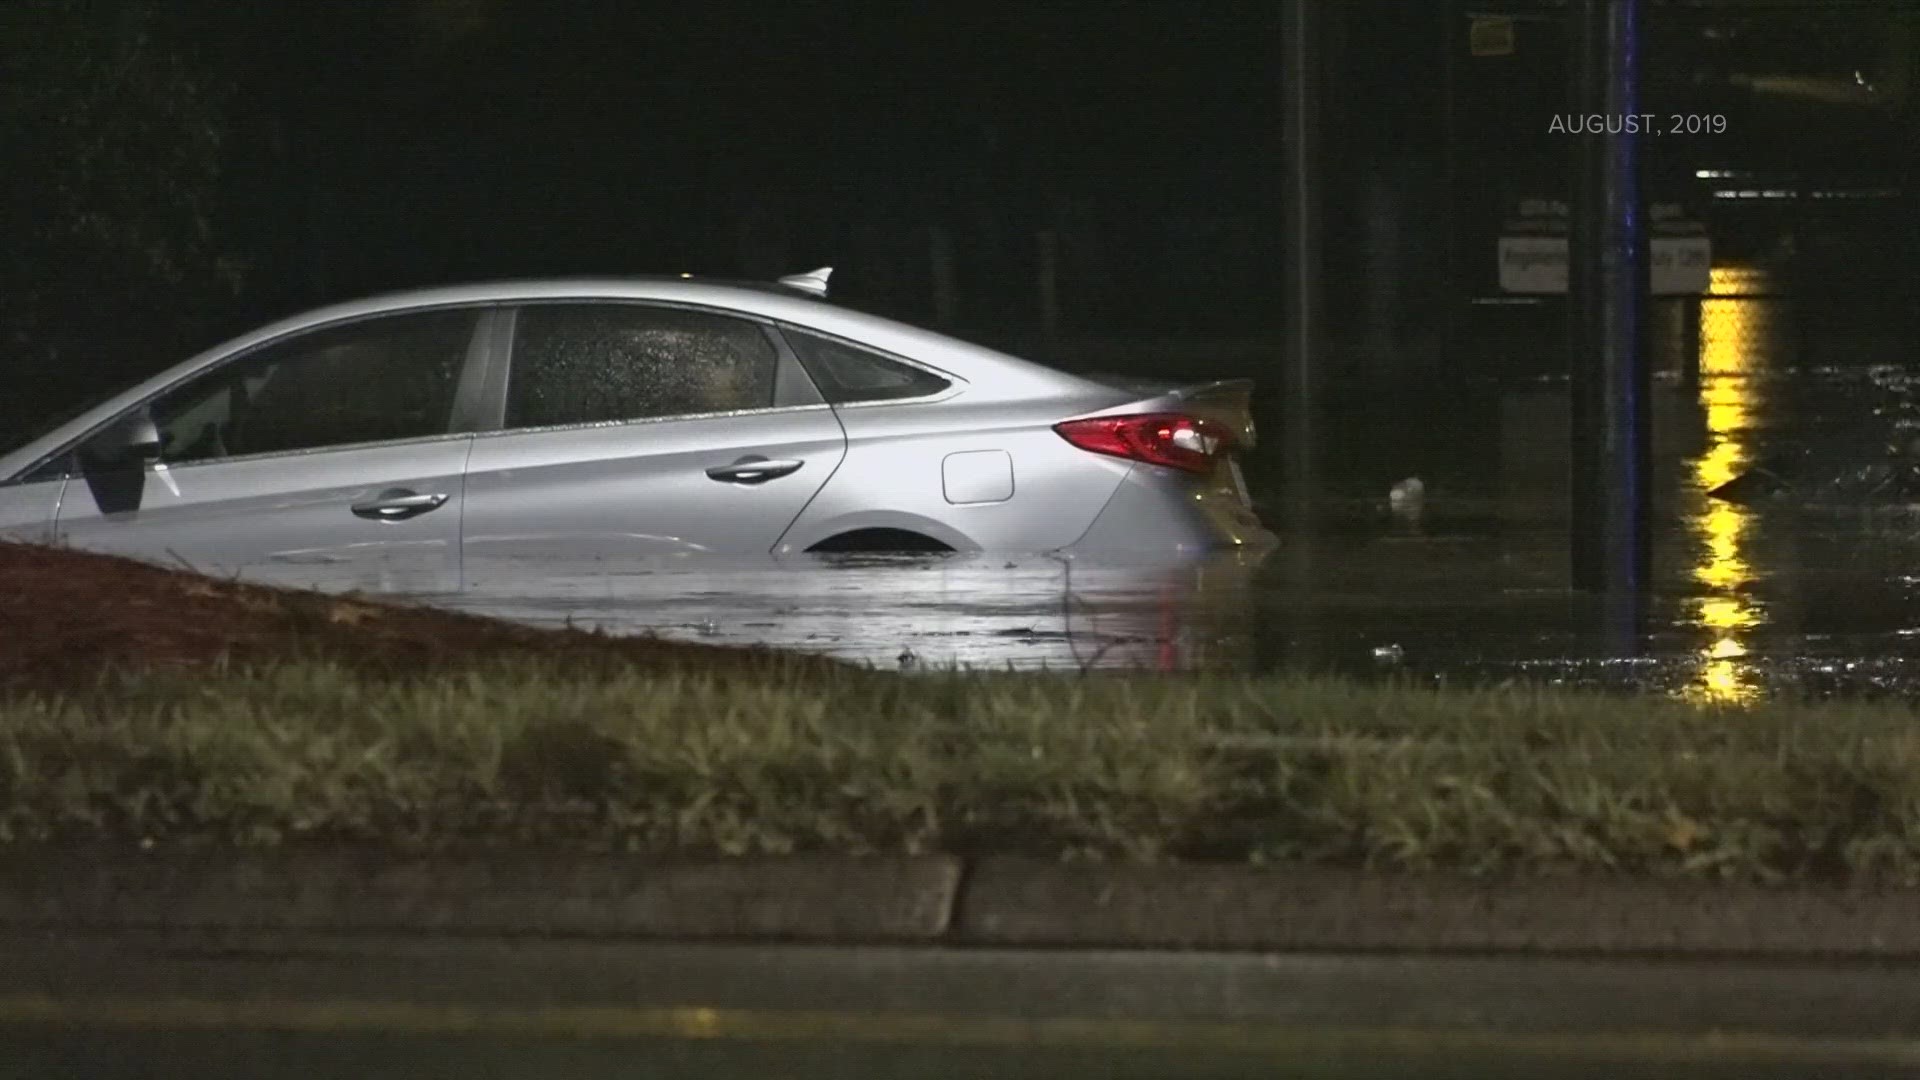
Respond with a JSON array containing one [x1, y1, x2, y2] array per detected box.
[[7, 659, 1920, 884]]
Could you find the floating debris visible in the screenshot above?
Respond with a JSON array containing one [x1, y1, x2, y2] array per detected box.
[[1388, 477, 1425, 514]]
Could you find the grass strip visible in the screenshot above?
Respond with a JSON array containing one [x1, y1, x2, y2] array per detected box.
[[5, 658, 1920, 883]]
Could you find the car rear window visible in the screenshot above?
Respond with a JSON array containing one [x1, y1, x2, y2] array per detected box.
[[508, 304, 779, 428], [782, 329, 951, 404]]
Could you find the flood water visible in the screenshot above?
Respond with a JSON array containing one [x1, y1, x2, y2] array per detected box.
[[424, 265, 1920, 701]]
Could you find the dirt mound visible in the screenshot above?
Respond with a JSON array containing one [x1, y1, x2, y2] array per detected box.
[[0, 543, 839, 690]]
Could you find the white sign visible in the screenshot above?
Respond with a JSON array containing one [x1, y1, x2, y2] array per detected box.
[[1497, 236, 1712, 295]]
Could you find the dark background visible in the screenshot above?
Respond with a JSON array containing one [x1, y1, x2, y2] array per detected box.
[[3, 0, 1916, 489]]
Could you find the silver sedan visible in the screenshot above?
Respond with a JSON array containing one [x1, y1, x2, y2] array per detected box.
[[0, 271, 1275, 591]]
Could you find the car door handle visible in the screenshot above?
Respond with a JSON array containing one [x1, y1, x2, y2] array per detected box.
[[350, 489, 450, 520], [705, 457, 804, 485]]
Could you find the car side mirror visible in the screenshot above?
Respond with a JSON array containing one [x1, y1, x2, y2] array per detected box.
[[82, 413, 163, 470]]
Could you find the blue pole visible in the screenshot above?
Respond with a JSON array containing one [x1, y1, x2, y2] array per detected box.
[[1570, 0, 1650, 645], [1600, 0, 1651, 639]]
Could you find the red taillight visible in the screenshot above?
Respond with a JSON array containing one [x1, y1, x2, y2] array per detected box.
[[1052, 413, 1231, 474]]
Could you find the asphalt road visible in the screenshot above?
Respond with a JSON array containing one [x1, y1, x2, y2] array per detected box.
[[3, 931, 1920, 1077], [14, 1029, 1918, 1080]]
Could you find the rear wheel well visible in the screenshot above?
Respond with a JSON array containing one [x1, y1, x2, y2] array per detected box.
[[805, 528, 955, 554]]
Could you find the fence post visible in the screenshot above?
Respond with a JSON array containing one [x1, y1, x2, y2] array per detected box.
[[930, 226, 958, 327], [1037, 229, 1060, 356], [1680, 295, 1702, 393]]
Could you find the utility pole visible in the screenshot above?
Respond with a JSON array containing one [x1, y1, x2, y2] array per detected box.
[[1441, 0, 1461, 381], [1569, 0, 1652, 640], [1272, 0, 1325, 671], [1280, 0, 1322, 537]]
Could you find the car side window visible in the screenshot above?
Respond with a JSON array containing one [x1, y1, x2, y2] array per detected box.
[[506, 304, 778, 428], [147, 309, 478, 464], [783, 329, 951, 404]]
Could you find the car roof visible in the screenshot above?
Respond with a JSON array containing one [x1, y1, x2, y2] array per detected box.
[[257, 275, 838, 327], [0, 277, 1112, 482], [254, 275, 1099, 391]]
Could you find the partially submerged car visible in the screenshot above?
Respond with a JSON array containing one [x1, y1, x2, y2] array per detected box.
[[0, 270, 1274, 591]]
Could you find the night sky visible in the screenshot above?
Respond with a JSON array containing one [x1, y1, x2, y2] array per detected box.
[[165, 1, 1290, 311]]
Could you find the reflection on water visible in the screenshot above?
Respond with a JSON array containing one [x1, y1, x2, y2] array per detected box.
[[445, 551, 1262, 673], [1684, 265, 1768, 703]]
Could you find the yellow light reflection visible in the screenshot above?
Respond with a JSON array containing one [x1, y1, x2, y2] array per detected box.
[[1684, 265, 1765, 704], [672, 1007, 723, 1038], [1696, 596, 1759, 631]]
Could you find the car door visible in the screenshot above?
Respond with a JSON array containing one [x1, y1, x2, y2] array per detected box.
[[0, 470, 63, 545], [52, 307, 491, 593], [461, 301, 845, 571]]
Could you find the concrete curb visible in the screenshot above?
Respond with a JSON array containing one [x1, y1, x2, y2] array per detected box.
[[3, 854, 1918, 955], [954, 859, 1920, 955], [0, 854, 962, 941]]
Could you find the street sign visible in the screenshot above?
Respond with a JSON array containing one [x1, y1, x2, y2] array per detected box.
[[1498, 237, 1711, 294], [1469, 15, 1516, 57], [1497, 199, 1711, 294]]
